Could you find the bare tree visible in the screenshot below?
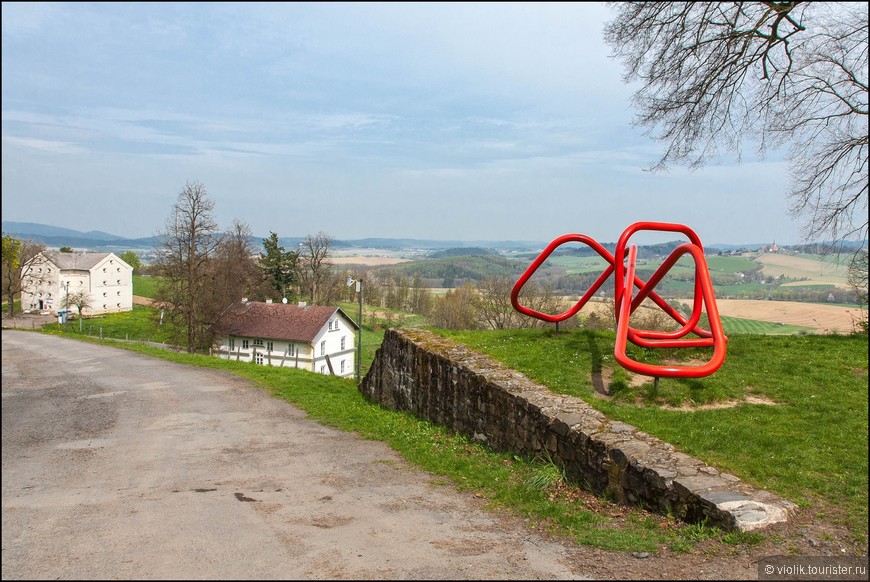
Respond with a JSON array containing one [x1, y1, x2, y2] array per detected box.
[[479, 276, 564, 330], [604, 2, 868, 247], [408, 273, 433, 316], [153, 180, 222, 352], [64, 289, 92, 332], [847, 249, 868, 332], [1, 234, 45, 316], [210, 219, 265, 307], [298, 231, 333, 305], [430, 283, 480, 330]]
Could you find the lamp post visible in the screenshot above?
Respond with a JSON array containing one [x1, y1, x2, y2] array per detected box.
[[346, 277, 363, 384]]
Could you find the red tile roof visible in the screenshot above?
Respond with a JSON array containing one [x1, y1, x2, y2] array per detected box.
[[211, 301, 358, 342]]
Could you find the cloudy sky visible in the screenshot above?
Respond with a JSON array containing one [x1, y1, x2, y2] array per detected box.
[[2, 2, 802, 245]]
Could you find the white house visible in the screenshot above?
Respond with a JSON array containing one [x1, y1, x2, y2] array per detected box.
[[21, 251, 134, 316], [210, 300, 359, 377]]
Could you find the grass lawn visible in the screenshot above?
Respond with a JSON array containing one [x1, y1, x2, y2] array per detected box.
[[438, 328, 868, 539]]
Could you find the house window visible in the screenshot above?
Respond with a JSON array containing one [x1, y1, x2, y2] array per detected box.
[[229, 338, 235, 350], [341, 336, 346, 350], [340, 360, 345, 374], [320, 340, 326, 356], [287, 343, 295, 356], [267, 341, 274, 352], [320, 365, 326, 374], [242, 339, 249, 349], [253, 338, 264, 347], [255, 353, 264, 365]]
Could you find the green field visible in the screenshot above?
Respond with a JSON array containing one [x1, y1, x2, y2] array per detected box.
[[720, 315, 811, 335], [132, 274, 160, 298]]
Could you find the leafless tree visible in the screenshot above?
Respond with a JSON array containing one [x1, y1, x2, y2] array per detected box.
[[153, 180, 222, 352], [604, 2, 868, 248], [430, 283, 480, 330], [479, 276, 566, 330], [1, 234, 45, 316], [210, 219, 265, 307], [847, 249, 868, 332], [408, 273, 433, 316], [298, 231, 333, 305], [64, 289, 92, 332]]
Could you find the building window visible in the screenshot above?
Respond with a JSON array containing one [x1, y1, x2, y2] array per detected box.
[[320, 340, 326, 356], [267, 341, 274, 352], [253, 338, 264, 347], [242, 339, 249, 349], [229, 338, 235, 350], [287, 343, 295, 356], [341, 336, 346, 350], [255, 353, 264, 365], [320, 365, 326, 374], [340, 360, 345, 374]]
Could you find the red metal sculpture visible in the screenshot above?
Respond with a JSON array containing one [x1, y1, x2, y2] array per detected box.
[[511, 221, 727, 378]]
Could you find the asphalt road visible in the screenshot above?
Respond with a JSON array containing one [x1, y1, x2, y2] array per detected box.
[[1, 330, 590, 580]]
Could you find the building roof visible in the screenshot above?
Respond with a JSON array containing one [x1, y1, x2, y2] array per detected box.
[[211, 301, 358, 342], [44, 251, 114, 270]]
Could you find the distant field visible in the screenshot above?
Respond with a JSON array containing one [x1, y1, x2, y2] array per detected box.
[[755, 252, 851, 287], [331, 256, 412, 266], [715, 299, 860, 333]]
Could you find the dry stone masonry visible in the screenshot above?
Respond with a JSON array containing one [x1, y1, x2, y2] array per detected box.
[[360, 328, 797, 532]]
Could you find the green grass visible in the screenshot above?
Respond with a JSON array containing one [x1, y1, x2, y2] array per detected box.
[[132, 274, 162, 299], [721, 315, 812, 335], [438, 328, 869, 539], [42, 304, 175, 344]]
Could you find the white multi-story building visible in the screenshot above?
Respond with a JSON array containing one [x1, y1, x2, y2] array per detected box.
[[21, 251, 134, 316]]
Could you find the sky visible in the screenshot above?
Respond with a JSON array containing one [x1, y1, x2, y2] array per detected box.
[[2, 2, 804, 246]]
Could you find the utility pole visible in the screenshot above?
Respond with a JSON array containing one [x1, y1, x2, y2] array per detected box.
[[347, 277, 363, 384]]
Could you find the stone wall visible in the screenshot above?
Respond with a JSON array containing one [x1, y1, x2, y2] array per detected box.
[[360, 328, 796, 532]]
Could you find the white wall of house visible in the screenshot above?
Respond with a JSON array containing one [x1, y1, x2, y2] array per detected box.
[[212, 313, 357, 377], [311, 315, 357, 377], [20, 254, 60, 312], [88, 255, 134, 315]]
